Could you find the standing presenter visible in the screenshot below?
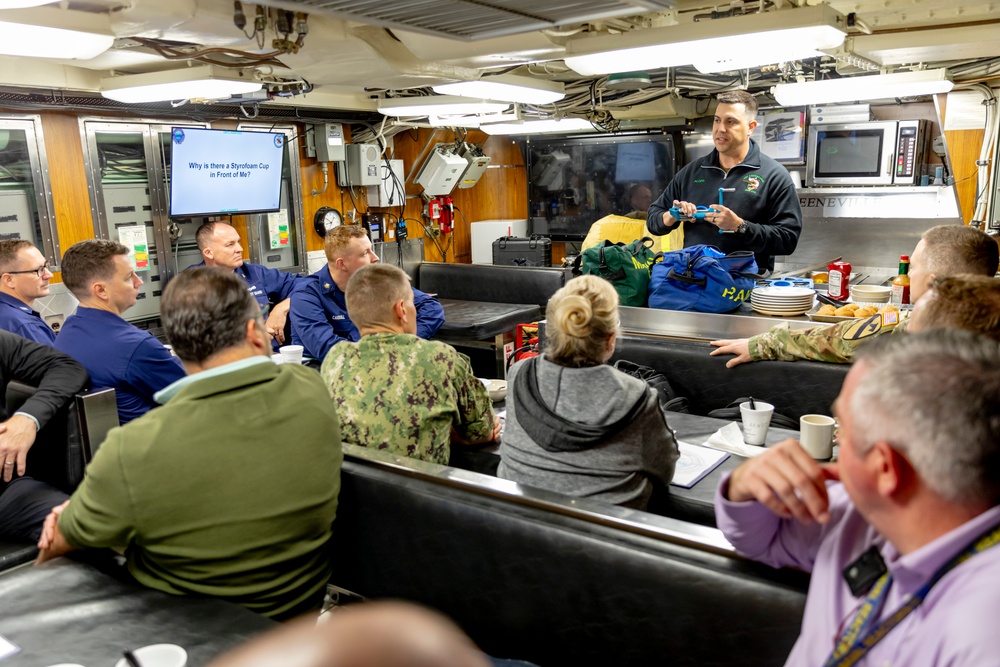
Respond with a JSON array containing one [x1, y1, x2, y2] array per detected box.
[[647, 90, 802, 274]]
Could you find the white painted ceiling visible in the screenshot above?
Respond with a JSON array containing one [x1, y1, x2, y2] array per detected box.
[[0, 0, 998, 115]]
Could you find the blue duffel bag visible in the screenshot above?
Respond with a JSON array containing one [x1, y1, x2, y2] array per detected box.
[[647, 245, 760, 313]]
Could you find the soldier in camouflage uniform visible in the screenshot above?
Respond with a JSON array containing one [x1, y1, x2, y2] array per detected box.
[[748, 314, 909, 364], [710, 225, 998, 367], [321, 264, 498, 465]]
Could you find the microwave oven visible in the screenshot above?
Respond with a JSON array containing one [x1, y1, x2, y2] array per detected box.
[[806, 120, 927, 186]]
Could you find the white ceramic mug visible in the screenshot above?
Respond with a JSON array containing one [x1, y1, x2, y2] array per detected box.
[[740, 401, 774, 446], [800, 414, 836, 460]]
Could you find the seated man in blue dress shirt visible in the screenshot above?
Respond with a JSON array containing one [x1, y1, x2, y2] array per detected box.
[[290, 225, 444, 361], [194, 221, 306, 347], [54, 240, 185, 424], [0, 240, 57, 344]]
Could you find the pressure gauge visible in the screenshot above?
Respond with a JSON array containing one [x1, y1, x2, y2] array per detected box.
[[313, 207, 343, 237]]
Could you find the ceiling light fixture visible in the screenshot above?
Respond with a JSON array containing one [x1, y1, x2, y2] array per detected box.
[[432, 75, 565, 105], [0, 0, 58, 7], [0, 9, 113, 59], [481, 118, 594, 136], [378, 96, 510, 117], [564, 6, 846, 76], [101, 66, 263, 103], [772, 69, 954, 106]]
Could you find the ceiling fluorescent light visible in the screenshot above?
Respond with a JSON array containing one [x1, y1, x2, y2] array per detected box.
[[482, 118, 594, 136], [101, 66, 263, 103], [772, 69, 954, 106], [0, 10, 113, 59], [0, 0, 59, 7], [564, 6, 846, 76], [693, 44, 830, 74], [432, 75, 565, 105], [378, 96, 509, 117], [427, 112, 518, 128]]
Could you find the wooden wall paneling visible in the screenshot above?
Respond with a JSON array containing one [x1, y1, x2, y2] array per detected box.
[[937, 92, 983, 227], [944, 129, 986, 225], [40, 112, 93, 282], [291, 126, 530, 265], [300, 123, 356, 254]]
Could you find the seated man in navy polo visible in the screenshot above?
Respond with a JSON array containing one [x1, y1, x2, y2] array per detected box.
[[55, 240, 185, 424], [290, 225, 444, 361], [193, 221, 306, 348], [0, 240, 57, 344]]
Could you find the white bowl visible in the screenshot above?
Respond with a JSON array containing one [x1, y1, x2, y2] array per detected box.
[[851, 285, 892, 303], [484, 379, 507, 402], [114, 644, 187, 667]]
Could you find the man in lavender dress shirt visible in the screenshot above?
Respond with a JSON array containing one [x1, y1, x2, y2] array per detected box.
[[715, 329, 1000, 666]]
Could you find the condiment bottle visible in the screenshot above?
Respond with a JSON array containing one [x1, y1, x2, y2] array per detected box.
[[891, 255, 911, 306], [828, 260, 852, 301]]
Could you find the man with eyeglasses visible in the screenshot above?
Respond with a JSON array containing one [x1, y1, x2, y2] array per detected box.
[[0, 240, 57, 344]]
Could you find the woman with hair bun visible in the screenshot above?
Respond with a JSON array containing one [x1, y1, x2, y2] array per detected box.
[[498, 275, 678, 510]]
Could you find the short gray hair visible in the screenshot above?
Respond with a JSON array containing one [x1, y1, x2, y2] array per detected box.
[[851, 329, 1000, 506], [161, 267, 263, 363]]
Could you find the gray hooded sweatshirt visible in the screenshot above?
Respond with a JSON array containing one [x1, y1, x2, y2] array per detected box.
[[497, 355, 679, 509]]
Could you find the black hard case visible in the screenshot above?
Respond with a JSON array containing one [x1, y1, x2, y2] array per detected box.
[[491, 236, 552, 267]]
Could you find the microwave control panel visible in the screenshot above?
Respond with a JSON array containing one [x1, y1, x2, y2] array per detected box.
[[893, 121, 926, 185]]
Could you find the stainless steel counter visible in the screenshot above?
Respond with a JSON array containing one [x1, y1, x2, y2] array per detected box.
[[618, 304, 819, 341]]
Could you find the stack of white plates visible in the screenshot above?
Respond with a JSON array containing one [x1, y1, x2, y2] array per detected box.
[[750, 286, 815, 316]]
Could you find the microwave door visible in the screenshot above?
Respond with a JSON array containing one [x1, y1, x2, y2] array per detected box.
[[807, 121, 898, 186]]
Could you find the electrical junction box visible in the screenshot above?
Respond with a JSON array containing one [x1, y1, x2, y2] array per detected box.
[[458, 144, 491, 189], [415, 147, 468, 196], [339, 143, 382, 187], [312, 123, 345, 162], [367, 159, 405, 208]]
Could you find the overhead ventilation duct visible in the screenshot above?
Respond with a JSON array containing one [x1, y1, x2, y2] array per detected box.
[[267, 0, 676, 40]]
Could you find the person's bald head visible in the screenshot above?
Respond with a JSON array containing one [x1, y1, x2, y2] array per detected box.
[[206, 601, 491, 667]]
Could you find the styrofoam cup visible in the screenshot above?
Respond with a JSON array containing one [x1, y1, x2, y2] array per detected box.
[[114, 644, 187, 667], [279, 344, 304, 365], [740, 401, 774, 446]]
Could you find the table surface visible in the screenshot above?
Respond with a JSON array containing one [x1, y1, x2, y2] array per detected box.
[[0, 555, 276, 667], [437, 299, 541, 340], [466, 409, 801, 527], [663, 412, 801, 512]]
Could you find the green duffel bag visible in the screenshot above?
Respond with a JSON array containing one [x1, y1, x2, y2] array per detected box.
[[572, 237, 660, 307]]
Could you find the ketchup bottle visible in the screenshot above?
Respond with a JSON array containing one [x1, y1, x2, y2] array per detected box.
[[828, 260, 852, 301]]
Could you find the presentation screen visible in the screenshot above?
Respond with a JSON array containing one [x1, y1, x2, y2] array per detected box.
[[169, 127, 284, 217]]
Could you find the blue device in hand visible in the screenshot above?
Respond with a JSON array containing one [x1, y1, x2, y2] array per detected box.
[[670, 188, 737, 233]]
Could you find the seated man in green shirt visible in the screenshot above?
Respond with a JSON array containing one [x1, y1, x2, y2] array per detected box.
[[322, 263, 499, 465], [710, 225, 999, 367], [36, 267, 342, 620]]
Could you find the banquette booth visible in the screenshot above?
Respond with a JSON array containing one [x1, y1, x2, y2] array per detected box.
[[1, 1, 998, 665]]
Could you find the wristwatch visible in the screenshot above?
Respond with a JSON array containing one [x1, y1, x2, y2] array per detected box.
[[736, 220, 750, 234]]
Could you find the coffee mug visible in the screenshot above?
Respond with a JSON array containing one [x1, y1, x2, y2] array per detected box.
[[800, 414, 836, 460]]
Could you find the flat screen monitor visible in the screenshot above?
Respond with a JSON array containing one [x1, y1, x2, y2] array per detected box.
[[527, 134, 676, 240], [169, 127, 284, 217]]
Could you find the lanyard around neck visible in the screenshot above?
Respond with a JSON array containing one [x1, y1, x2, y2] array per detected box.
[[824, 522, 1000, 667]]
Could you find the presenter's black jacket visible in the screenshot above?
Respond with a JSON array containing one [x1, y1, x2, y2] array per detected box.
[[0, 331, 88, 426], [647, 139, 802, 273]]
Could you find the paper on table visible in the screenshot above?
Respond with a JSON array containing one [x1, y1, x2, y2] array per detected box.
[[670, 441, 730, 489], [702, 422, 768, 458], [0, 634, 20, 659]]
